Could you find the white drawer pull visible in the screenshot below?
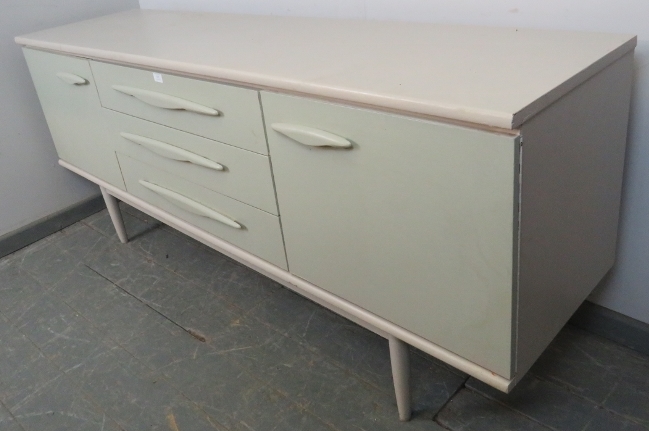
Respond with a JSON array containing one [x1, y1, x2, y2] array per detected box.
[[271, 123, 352, 148], [112, 85, 220, 116], [139, 180, 241, 229], [121, 132, 224, 171], [56, 72, 88, 85]]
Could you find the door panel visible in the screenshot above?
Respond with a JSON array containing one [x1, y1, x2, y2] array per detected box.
[[262, 91, 518, 377]]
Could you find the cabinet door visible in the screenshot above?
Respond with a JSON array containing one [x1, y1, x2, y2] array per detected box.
[[23, 49, 125, 189], [263, 92, 519, 377]]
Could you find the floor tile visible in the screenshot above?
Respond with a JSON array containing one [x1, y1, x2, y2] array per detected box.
[[252, 287, 467, 419], [127, 226, 280, 312], [10, 374, 117, 431], [531, 325, 649, 427], [4, 203, 649, 431], [121, 317, 215, 374], [13, 240, 78, 289], [84, 208, 159, 243], [467, 375, 602, 431], [0, 264, 47, 322], [0, 402, 24, 431], [53, 225, 115, 263], [436, 388, 549, 431], [582, 408, 648, 431]]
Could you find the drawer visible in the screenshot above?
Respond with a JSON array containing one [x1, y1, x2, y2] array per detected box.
[[105, 110, 278, 214], [118, 153, 287, 269], [22, 49, 125, 189], [91, 61, 268, 154], [262, 91, 519, 377]]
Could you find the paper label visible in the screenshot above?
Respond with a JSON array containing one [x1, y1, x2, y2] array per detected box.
[[153, 72, 163, 83]]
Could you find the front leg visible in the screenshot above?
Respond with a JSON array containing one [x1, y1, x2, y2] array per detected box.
[[100, 187, 128, 243], [389, 335, 412, 421]]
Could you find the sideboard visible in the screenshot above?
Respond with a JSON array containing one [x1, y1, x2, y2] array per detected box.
[[16, 10, 636, 421]]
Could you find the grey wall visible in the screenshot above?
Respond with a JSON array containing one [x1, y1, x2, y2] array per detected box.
[[0, 0, 140, 238], [140, 0, 649, 324]]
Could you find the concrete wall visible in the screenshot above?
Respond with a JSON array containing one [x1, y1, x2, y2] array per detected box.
[[140, 0, 649, 324], [0, 0, 140, 237]]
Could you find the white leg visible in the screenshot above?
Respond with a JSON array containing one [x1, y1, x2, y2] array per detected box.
[[389, 335, 412, 421], [100, 186, 128, 243]]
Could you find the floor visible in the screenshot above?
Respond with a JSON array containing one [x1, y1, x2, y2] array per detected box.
[[0, 204, 648, 431]]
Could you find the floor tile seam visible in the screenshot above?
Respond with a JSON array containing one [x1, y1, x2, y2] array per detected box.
[[288, 404, 345, 431], [174, 345, 345, 431], [564, 323, 649, 363], [58, 337, 213, 430], [432, 375, 469, 426], [0, 398, 27, 431], [242, 378, 344, 431], [527, 373, 649, 428], [81, 264, 216, 344], [17, 246, 79, 289], [80, 219, 118, 240], [31, 261, 216, 381], [105, 242, 257, 318], [244, 308, 409, 403], [72, 387, 149, 431], [168, 391, 237, 431], [5, 291, 119, 380], [0, 322, 122, 430], [462, 385, 562, 431], [15, 262, 130, 342], [132, 352, 306, 431], [0, 232, 67, 267], [95, 232, 235, 302]]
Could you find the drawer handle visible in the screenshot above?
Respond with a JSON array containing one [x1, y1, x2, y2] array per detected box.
[[121, 132, 224, 171], [271, 123, 352, 148], [56, 72, 88, 85], [112, 85, 220, 116], [138, 180, 241, 229]]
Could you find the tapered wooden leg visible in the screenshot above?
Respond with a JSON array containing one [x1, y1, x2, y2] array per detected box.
[[100, 186, 128, 243], [389, 335, 411, 421]]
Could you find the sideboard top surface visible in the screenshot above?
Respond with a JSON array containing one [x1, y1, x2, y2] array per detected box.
[[16, 9, 635, 129]]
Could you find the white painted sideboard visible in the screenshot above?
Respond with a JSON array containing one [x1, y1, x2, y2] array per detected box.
[[16, 10, 635, 421]]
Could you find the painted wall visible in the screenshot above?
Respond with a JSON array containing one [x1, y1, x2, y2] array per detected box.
[[139, 0, 649, 324], [0, 0, 140, 237]]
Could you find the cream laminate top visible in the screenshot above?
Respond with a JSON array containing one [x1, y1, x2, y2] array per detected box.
[[15, 9, 636, 129]]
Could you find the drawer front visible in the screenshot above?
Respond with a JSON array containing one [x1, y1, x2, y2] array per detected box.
[[105, 110, 278, 214], [262, 92, 519, 377], [22, 49, 125, 189], [91, 61, 268, 154], [118, 153, 287, 269]]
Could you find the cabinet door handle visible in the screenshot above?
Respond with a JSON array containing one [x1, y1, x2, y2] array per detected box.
[[112, 85, 220, 116], [271, 123, 352, 148], [120, 132, 224, 171], [56, 72, 88, 85], [139, 180, 241, 229]]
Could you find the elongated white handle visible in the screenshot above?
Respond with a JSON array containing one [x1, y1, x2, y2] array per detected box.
[[56, 72, 88, 85], [120, 132, 224, 171], [112, 85, 220, 116], [139, 180, 241, 229], [271, 123, 352, 148]]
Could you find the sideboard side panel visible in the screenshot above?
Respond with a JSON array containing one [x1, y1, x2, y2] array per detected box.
[[516, 52, 634, 376]]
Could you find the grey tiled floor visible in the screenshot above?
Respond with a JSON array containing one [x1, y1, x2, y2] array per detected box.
[[0, 204, 648, 431]]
